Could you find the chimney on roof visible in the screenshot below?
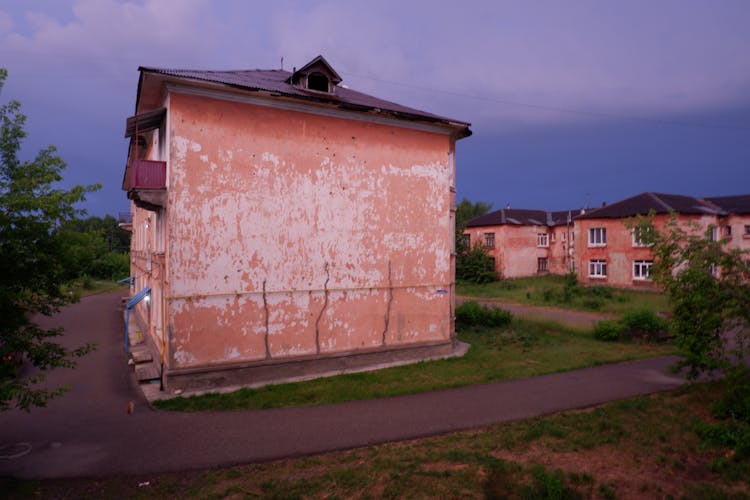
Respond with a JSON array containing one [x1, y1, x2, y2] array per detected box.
[[506, 203, 511, 209], [601, 201, 607, 208]]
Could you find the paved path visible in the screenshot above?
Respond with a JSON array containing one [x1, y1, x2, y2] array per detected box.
[[457, 296, 613, 328], [0, 292, 685, 479]]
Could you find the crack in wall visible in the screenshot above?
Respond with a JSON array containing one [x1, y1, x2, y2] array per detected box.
[[314, 262, 330, 355], [263, 279, 270, 360], [382, 259, 393, 346]]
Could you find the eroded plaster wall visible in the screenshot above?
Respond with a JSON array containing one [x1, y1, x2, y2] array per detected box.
[[164, 93, 454, 369]]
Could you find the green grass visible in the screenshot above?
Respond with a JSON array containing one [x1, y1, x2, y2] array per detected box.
[[457, 274, 671, 315], [10, 382, 749, 499], [154, 316, 674, 412], [62, 278, 128, 298]]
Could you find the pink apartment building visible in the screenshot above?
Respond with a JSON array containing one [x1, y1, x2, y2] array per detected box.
[[122, 56, 471, 392], [576, 192, 750, 288], [464, 208, 576, 278]]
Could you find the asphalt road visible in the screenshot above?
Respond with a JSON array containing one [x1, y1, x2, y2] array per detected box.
[[0, 291, 686, 479]]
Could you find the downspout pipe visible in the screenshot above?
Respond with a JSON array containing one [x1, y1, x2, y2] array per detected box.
[[125, 286, 151, 353]]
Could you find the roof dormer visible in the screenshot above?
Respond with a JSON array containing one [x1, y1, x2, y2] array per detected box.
[[288, 55, 342, 94]]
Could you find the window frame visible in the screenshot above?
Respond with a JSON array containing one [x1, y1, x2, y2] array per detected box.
[[632, 260, 653, 281], [588, 227, 607, 247], [588, 259, 607, 278], [537, 233, 549, 248], [484, 232, 495, 249], [632, 226, 653, 247], [537, 257, 549, 273]]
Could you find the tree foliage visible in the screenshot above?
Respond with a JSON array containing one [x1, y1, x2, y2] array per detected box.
[[0, 68, 100, 411], [455, 198, 493, 254], [632, 213, 750, 422]]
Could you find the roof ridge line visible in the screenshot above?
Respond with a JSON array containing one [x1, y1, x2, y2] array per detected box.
[[647, 192, 674, 212]]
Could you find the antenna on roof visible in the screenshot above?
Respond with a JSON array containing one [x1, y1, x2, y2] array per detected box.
[[280, 57, 284, 70]]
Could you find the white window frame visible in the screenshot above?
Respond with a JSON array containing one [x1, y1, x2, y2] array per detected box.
[[744, 225, 750, 237], [537, 233, 549, 248], [588, 227, 607, 247], [708, 225, 719, 241], [561, 232, 567, 242], [588, 259, 607, 278], [633, 260, 653, 281], [550, 233, 556, 243]]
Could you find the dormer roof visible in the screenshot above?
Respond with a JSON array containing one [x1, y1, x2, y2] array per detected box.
[[288, 55, 342, 91]]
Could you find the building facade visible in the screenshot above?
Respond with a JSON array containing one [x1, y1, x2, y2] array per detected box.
[[464, 209, 575, 278], [123, 56, 471, 392]]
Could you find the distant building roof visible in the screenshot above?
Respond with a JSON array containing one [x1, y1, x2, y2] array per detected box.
[[135, 55, 471, 137], [704, 194, 750, 214], [466, 208, 577, 228], [576, 192, 725, 219]]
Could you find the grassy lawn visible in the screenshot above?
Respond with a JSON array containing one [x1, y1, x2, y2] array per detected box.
[[8, 382, 749, 499], [457, 274, 671, 315], [153, 316, 674, 412]]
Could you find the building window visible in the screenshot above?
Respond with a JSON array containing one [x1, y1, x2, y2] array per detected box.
[[550, 233, 556, 243], [633, 260, 653, 280], [537, 233, 549, 247], [484, 232, 495, 249], [589, 259, 607, 278], [588, 227, 606, 247], [307, 72, 330, 92], [745, 225, 750, 237], [537, 257, 548, 273], [725, 226, 732, 237], [561, 232, 567, 242], [459, 234, 471, 252], [708, 225, 719, 241], [632, 226, 653, 247]]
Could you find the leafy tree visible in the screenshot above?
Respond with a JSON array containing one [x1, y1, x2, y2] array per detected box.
[[0, 68, 100, 411], [632, 213, 750, 421]]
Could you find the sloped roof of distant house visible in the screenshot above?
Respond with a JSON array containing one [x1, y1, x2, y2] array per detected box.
[[704, 194, 750, 214], [575, 192, 725, 219], [130, 55, 471, 138], [466, 208, 578, 228]]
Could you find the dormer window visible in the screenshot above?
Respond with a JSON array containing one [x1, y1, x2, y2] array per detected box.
[[288, 55, 342, 95], [307, 72, 329, 92]]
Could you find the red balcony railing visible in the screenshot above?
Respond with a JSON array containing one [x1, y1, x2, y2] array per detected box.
[[130, 160, 166, 190]]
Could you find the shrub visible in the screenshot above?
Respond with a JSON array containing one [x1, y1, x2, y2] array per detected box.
[[620, 309, 666, 333], [582, 298, 603, 310], [456, 301, 513, 328], [593, 320, 625, 341], [90, 252, 130, 280], [588, 285, 614, 299], [456, 244, 498, 284]]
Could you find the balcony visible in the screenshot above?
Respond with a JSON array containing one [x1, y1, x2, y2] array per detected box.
[[124, 160, 166, 210]]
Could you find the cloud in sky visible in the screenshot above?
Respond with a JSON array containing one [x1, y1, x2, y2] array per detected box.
[[0, 0, 748, 214]]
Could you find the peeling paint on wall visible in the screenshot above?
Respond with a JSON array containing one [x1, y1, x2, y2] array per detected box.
[[135, 92, 457, 370]]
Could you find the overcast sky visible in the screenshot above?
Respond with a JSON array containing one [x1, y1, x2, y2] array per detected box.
[[1, 0, 748, 216]]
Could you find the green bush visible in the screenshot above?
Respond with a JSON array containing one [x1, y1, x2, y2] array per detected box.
[[90, 252, 130, 280], [456, 301, 513, 328], [588, 286, 614, 299], [593, 320, 625, 341], [620, 309, 666, 333], [456, 244, 498, 284], [582, 298, 603, 310]]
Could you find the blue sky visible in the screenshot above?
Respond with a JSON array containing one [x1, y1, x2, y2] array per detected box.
[[1, 0, 748, 215]]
